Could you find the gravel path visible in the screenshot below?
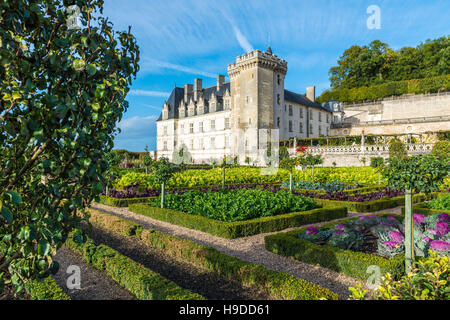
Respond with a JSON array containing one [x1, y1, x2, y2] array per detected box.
[[85, 224, 270, 300], [52, 246, 136, 300], [91, 203, 404, 299]]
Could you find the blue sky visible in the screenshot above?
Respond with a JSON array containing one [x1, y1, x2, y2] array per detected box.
[[103, 0, 450, 152]]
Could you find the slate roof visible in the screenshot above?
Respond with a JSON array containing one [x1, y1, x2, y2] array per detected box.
[[157, 83, 231, 121], [157, 84, 331, 121], [284, 89, 331, 112]]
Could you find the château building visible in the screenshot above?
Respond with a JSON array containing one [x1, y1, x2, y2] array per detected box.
[[156, 47, 332, 164]]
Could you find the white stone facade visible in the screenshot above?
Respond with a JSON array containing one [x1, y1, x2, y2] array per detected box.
[[156, 48, 332, 164]]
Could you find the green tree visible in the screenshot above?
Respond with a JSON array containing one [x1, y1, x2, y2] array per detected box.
[[279, 146, 290, 161], [151, 158, 174, 208], [304, 155, 323, 183], [382, 155, 449, 272], [104, 151, 122, 196], [0, 0, 139, 297], [370, 157, 385, 186], [389, 139, 407, 159], [432, 141, 450, 161]]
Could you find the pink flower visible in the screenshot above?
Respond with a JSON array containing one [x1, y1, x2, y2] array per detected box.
[[359, 216, 369, 220], [389, 230, 404, 243], [436, 221, 449, 237], [428, 229, 439, 236], [413, 214, 425, 225], [424, 237, 432, 243], [368, 215, 379, 219], [382, 241, 400, 250], [430, 240, 450, 252], [334, 230, 345, 235], [335, 223, 346, 229], [439, 213, 450, 223], [306, 226, 319, 235]]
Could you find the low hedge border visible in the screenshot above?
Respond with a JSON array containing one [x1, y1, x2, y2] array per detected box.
[[65, 232, 204, 300], [24, 277, 70, 300], [264, 213, 406, 281], [86, 208, 339, 300], [400, 193, 449, 215], [128, 204, 348, 239], [97, 195, 156, 207], [281, 185, 384, 195], [314, 193, 431, 213]]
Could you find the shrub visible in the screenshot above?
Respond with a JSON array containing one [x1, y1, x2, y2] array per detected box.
[[152, 189, 318, 223], [65, 232, 204, 300], [432, 141, 450, 160], [423, 194, 450, 211], [349, 251, 450, 300], [388, 139, 407, 159], [24, 277, 70, 300], [86, 209, 339, 300], [129, 203, 347, 239]]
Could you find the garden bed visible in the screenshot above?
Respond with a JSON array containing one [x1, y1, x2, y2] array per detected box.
[[128, 202, 347, 239], [65, 232, 204, 300], [265, 211, 450, 281], [24, 277, 70, 300], [313, 193, 431, 213], [265, 214, 406, 281], [403, 193, 450, 216], [85, 208, 339, 300]]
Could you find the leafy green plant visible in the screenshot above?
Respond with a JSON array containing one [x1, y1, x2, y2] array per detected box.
[[349, 251, 450, 300], [382, 155, 450, 272], [423, 194, 450, 211], [388, 139, 407, 159], [0, 0, 139, 296], [432, 141, 450, 161], [151, 158, 174, 208], [152, 189, 318, 223]]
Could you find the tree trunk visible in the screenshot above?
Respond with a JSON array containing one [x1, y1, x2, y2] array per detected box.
[[161, 182, 165, 209], [106, 185, 109, 197], [145, 167, 148, 175], [404, 189, 414, 273], [222, 167, 225, 189], [289, 169, 293, 194]]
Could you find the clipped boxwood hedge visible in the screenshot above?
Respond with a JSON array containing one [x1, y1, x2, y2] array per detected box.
[[65, 233, 204, 300], [97, 195, 156, 207], [314, 193, 430, 213], [281, 185, 384, 196], [128, 204, 347, 239], [264, 214, 405, 281], [86, 209, 339, 300], [24, 277, 70, 300]]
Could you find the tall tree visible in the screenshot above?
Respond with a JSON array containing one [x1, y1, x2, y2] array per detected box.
[[0, 0, 139, 297]]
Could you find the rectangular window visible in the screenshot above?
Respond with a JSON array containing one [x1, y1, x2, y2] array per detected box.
[[190, 123, 194, 133], [163, 141, 168, 151], [289, 120, 293, 132], [319, 126, 322, 135], [199, 122, 203, 133], [326, 114, 329, 124], [210, 137, 215, 149], [289, 105, 293, 117], [190, 140, 194, 150], [200, 138, 204, 150], [224, 136, 229, 148], [300, 122, 303, 133], [300, 108, 303, 119], [225, 118, 230, 129], [180, 124, 184, 133], [310, 110, 313, 120], [309, 124, 313, 135], [210, 120, 215, 131], [163, 126, 168, 135], [319, 113, 322, 122]]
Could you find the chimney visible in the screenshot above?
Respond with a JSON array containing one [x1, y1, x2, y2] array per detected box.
[[217, 75, 225, 91], [306, 86, 316, 102], [184, 84, 193, 102], [194, 78, 202, 101]]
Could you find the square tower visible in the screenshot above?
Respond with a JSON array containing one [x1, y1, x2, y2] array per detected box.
[[227, 47, 288, 163]]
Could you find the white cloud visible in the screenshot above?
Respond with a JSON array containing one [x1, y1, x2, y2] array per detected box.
[[141, 58, 217, 78], [129, 90, 171, 97], [232, 26, 254, 53]]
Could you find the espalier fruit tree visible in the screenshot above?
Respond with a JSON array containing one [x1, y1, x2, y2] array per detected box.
[[382, 155, 449, 273], [0, 0, 139, 296]]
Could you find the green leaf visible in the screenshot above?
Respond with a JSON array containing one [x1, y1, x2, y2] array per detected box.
[[1, 207, 12, 224], [87, 64, 97, 76], [72, 59, 86, 71], [37, 240, 50, 256]]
